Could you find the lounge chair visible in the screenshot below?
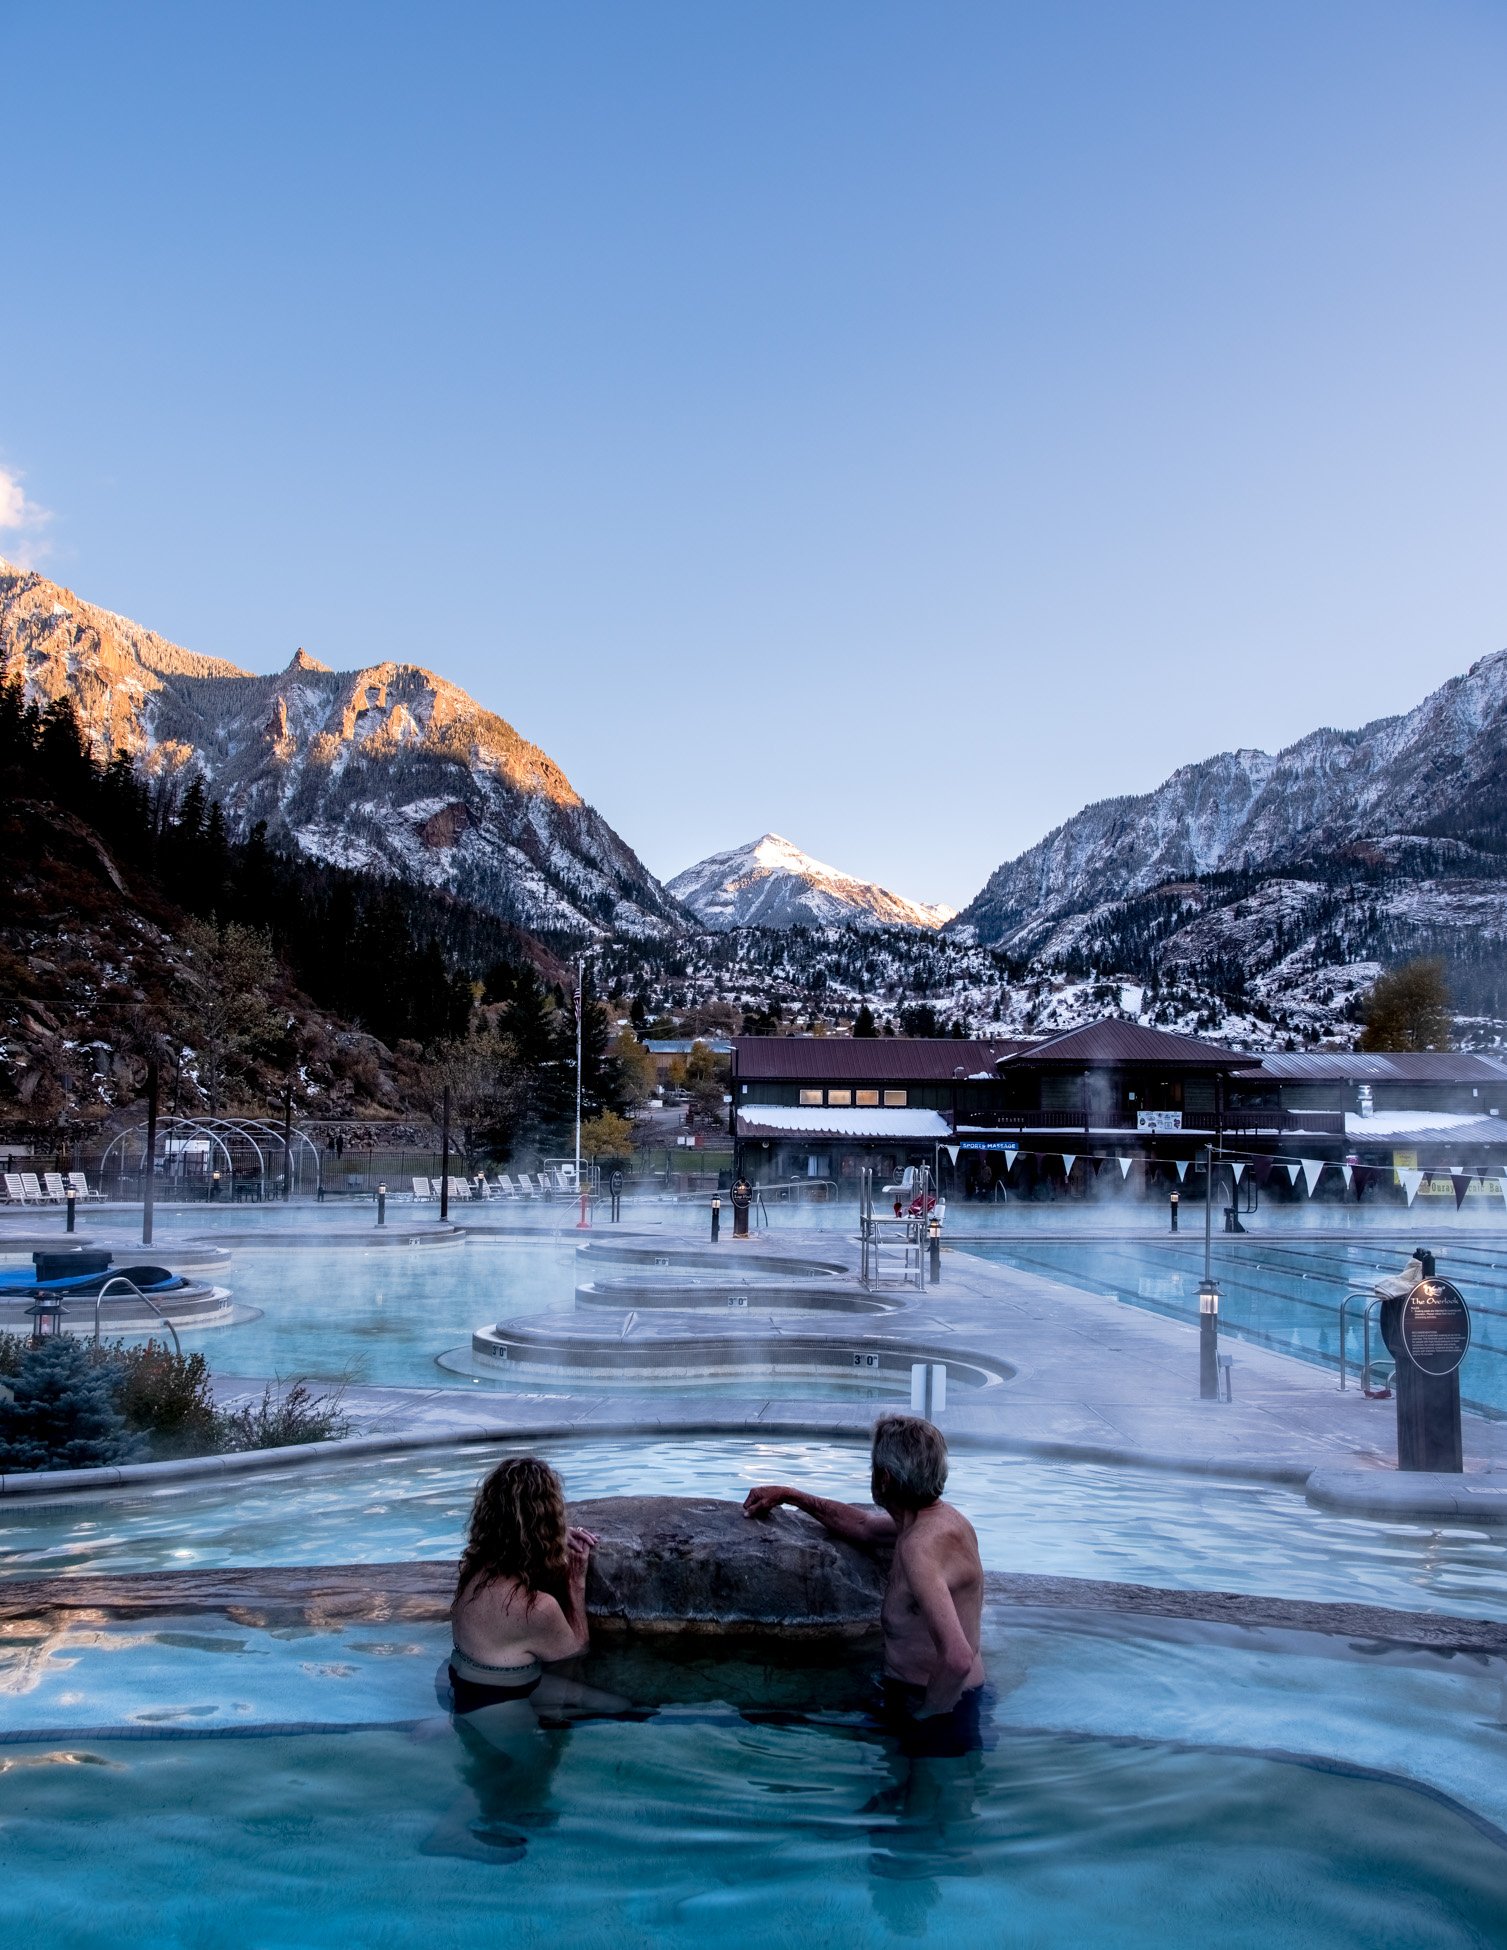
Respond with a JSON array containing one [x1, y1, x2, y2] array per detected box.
[[20, 1173, 46, 1203], [64, 1171, 101, 1201], [411, 1176, 432, 1201], [3, 1172, 29, 1203], [44, 1172, 69, 1201], [445, 1175, 470, 1203], [471, 1176, 491, 1201]]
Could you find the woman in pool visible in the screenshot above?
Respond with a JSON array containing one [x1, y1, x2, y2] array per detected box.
[[449, 1455, 599, 1713]]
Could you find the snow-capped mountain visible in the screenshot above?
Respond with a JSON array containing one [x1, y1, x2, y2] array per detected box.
[[0, 559, 678, 938], [668, 834, 955, 932], [958, 650, 1507, 952]]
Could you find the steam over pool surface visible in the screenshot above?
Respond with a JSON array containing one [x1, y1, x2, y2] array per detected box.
[[968, 1236, 1507, 1415], [4, 1438, 1505, 1619]]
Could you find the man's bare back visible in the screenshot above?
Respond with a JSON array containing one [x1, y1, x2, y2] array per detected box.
[[742, 1416, 985, 1723]]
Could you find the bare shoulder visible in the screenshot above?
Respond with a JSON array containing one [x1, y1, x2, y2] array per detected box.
[[912, 1501, 981, 1567]]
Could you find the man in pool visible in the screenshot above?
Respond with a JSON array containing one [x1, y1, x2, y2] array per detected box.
[[742, 1414, 988, 1757]]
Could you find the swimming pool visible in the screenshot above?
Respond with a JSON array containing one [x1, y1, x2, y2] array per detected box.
[[4, 1608, 1505, 1948], [968, 1235, 1507, 1416], [5, 1436, 1504, 1618]]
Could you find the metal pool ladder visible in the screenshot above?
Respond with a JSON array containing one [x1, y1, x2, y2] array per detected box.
[[1337, 1289, 1392, 1398], [92, 1274, 183, 1357]]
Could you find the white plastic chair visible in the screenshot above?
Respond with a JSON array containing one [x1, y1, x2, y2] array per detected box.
[[44, 1172, 69, 1201], [64, 1171, 100, 1201], [3, 1172, 29, 1204], [445, 1176, 470, 1203], [20, 1173, 46, 1202], [411, 1176, 431, 1200]]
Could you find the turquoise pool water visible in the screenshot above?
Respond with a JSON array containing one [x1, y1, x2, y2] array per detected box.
[[968, 1236, 1507, 1416], [4, 1611, 1505, 1948], [5, 1437, 1505, 1618]]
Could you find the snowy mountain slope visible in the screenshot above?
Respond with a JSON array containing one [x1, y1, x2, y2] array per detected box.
[[0, 559, 679, 939], [958, 649, 1507, 948], [668, 834, 955, 932]]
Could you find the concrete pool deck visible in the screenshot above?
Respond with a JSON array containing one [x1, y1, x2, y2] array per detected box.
[[4, 1209, 1506, 1516], [211, 1220, 1507, 1488]]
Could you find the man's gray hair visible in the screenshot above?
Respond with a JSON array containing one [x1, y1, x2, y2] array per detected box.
[[871, 1414, 948, 1511]]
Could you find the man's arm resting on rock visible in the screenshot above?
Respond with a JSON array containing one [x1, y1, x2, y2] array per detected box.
[[742, 1485, 897, 1544]]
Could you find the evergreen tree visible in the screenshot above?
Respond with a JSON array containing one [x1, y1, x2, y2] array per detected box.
[[852, 1002, 877, 1037], [0, 1338, 141, 1472], [1359, 959, 1454, 1052]]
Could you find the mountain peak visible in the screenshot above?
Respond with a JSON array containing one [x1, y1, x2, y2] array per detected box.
[[668, 835, 954, 933], [285, 646, 332, 673]]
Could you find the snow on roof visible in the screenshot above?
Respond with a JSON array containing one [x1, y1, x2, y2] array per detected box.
[[1345, 1109, 1505, 1139], [736, 1105, 952, 1142]]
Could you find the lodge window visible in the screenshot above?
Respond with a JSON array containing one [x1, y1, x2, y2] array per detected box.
[[883, 1089, 907, 1107], [855, 1089, 879, 1106], [799, 1089, 823, 1106], [827, 1089, 852, 1107]]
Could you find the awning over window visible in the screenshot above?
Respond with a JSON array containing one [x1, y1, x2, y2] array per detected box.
[[736, 1106, 951, 1143]]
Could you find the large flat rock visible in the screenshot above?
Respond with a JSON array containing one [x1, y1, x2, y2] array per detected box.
[[572, 1495, 890, 1638]]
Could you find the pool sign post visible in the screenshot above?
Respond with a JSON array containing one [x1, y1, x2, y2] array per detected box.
[[1381, 1265, 1470, 1472], [1199, 1144, 1220, 1399]]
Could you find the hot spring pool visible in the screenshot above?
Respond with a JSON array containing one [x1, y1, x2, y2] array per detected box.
[[4, 1609, 1505, 1949], [5, 1436, 1505, 1619]]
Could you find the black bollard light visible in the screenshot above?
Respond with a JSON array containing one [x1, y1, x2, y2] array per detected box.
[[1198, 1276, 1220, 1399], [1169, 1188, 1179, 1233], [711, 1194, 721, 1242], [377, 1181, 387, 1227], [928, 1213, 941, 1284], [65, 1191, 77, 1234]]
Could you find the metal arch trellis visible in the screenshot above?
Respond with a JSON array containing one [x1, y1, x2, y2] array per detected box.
[[98, 1115, 324, 1198]]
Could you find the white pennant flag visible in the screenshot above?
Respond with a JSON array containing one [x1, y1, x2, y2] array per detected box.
[[1118, 1156, 1133, 1180], [944, 1145, 961, 1165], [1061, 1155, 1076, 1179], [1280, 1161, 1299, 1188], [1230, 1160, 1246, 1183], [1341, 1165, 1354, 1193], [1001, 1147, 1016, 1171], [1300, 1158, 1325, 1197], [1398, 1168, 1424, 1206], [1174, 1159, 1189, 1181]]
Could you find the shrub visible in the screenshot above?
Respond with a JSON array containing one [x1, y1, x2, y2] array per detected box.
[[217, 1377, 350, 1452], [0, 1338, 143, 1472], [112, 1340, 221, 1460]]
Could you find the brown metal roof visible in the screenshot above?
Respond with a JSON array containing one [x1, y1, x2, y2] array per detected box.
[[733, 1037, 1035, 1083], [1233, 1051, 1507, 1086], [1003, 1019, 1249, 1071]]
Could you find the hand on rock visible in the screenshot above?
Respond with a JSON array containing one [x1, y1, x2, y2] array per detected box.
[[742, 1486, 786, 1518]]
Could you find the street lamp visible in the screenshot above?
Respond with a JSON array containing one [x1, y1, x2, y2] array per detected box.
[[1198, 1276, 1220, 1399], [27, 1295, 66, 1346], [377, 1181, 387, 1228]]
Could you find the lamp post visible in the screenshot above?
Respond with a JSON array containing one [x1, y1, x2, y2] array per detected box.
[[711, 1193, 721, 1242], [377, 1181, 387, 1228], [1200, 1143, 1220, 1399], [928, 1213, 942, 1285], [27, 1295, 65, 1346]]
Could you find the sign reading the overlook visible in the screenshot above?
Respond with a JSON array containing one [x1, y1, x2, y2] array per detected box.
[[1400, 1277, 1472, 1378]]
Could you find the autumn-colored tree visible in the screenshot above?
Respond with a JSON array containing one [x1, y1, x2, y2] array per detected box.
[[610, 1028, 656, 1107], [580, 1110, 634, 1164], [1358, 958, 1453, 1052]]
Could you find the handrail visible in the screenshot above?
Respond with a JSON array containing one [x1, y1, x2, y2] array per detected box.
[[92, 1275, 183, 1358], [1338, 1289, 1395, 1398]]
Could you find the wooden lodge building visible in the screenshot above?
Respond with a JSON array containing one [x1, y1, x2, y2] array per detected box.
[[730, 1021, 1507, 1204]]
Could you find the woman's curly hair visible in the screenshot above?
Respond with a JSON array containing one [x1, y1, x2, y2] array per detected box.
[[457, 1456, 571, 1613]]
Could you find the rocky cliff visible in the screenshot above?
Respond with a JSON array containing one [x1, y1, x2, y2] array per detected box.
[[0, 559, 680, 940]]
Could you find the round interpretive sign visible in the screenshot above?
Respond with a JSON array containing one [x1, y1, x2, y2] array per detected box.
[[1400, 1277, 1472, 1378]]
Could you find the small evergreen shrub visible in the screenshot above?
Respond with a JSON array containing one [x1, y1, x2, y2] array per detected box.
[[0, 1338, 143, 1472]]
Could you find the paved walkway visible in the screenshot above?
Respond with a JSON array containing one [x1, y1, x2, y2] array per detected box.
[[200, 1220, 1507, 1488]]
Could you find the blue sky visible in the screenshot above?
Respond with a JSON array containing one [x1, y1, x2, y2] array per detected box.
[[4, 2, 1505, 908]]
